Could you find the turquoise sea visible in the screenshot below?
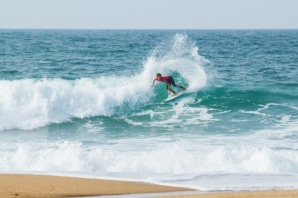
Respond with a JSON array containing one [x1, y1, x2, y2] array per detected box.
[[1, 30, 298, 191]]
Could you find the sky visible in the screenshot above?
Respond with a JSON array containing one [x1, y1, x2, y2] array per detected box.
[[0, 0, 298, 29]]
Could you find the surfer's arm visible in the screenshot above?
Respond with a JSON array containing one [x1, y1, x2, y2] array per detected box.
[[151, 78, 157, 87]]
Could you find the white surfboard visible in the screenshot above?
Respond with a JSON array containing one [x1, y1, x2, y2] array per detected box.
[[165, 90, 186, 102]]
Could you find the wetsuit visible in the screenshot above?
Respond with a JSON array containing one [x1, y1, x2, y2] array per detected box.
[[154, 76, 184, 94]]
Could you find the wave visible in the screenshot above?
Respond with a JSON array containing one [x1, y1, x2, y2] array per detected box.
[[0, 34, 208, 130], [3, 139, 298, 175]]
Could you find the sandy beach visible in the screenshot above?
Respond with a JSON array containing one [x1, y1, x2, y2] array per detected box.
[[0, 174, 298, 198], [0, 174, 191, 198]]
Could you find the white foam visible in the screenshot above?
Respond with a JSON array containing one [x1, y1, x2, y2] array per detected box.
[[2, 137, 298, 190], [0, 77, 154, 130], [2, 135, 298, 173]]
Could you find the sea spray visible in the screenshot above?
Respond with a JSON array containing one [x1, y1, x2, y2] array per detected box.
[[142, 34, 208, 92]]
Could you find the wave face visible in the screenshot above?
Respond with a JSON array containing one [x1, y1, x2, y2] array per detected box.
[[1, 30, 298, 191]]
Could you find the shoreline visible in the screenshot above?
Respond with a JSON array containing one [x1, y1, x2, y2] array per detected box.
[[1, 174, 298, 198]]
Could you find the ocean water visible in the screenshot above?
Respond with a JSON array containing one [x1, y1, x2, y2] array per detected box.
[[1, 29, 298, 191]]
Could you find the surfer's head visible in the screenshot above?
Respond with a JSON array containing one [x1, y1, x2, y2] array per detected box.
[[156, 73, 161, 80]]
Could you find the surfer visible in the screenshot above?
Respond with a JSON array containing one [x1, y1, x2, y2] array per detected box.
[[152, 73, 186, 96]]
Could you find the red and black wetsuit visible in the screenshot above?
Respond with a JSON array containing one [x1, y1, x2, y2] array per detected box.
[[154, 76, 184, 93]]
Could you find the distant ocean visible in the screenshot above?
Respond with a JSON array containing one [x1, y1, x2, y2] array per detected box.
[[1, 29, 298, 191]]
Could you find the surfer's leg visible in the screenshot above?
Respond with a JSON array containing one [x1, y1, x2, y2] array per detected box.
[[165, 85, 176, 95], [168, 76, 179, 88], [169, 77, 186, 91]]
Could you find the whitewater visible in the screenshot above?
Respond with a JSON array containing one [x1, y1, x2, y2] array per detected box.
[[1, 30, 298, 191]]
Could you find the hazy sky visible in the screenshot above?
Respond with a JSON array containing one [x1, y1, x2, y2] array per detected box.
[[0, 0, 297, 29]]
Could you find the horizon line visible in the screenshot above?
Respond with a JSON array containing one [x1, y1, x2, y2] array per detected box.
[[1, 28, 298, 31]]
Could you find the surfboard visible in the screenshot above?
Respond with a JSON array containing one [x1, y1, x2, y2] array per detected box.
[[165, 90, 187, 102]]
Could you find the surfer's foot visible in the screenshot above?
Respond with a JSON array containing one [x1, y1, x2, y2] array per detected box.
[[173, 93, 177, 96], [182, 87, 186, 91]]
